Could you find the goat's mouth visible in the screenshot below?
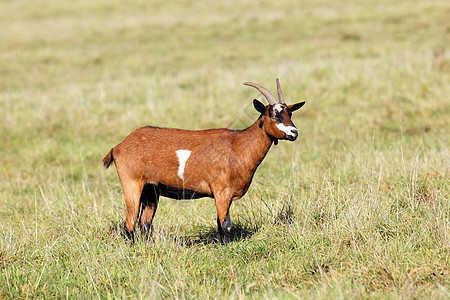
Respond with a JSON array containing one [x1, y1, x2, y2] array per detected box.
[[286, 134, 298, 141], [276, 123, 298, 141]]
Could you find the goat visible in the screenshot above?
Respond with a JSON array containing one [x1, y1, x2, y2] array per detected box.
[[102, 79, 305, 244]]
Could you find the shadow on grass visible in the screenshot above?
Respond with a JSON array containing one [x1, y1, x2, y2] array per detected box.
[[106, 219, 258, 246], [183, 221, 258, 246], [107, 219, 130, 240]]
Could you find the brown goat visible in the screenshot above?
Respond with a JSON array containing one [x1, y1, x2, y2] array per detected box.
[[103, 79, 305, 244]]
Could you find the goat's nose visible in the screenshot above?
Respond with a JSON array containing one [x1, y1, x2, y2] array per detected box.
[[288, 127, 298, 141]]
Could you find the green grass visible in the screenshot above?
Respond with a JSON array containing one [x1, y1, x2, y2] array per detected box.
[[0, 0, 449, 298]]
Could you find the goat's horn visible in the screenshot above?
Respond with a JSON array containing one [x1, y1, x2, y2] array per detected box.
[[243, 82, 277, 105], [276, 78, 285, 104]]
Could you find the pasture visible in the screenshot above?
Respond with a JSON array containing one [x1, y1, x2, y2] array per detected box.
[[0, 0, 449, 298]]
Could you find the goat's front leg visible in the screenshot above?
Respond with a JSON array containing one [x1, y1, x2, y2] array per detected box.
[[215, 193, 232, 245], [217, 211, 231, 245]]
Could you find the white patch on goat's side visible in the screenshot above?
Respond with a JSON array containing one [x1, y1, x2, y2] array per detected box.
[[273, 103, 283, 112], [276, 123, 298, 137], [176, 149, 191, 181]]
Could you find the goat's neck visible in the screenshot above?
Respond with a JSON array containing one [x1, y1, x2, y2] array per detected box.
[[235, 119, 273, 172]]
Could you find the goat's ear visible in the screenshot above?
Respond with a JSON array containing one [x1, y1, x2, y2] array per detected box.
[[289, 101, 305, 112], [253, 99, 267, 114]]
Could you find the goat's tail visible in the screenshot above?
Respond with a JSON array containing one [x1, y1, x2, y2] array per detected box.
[[102, 148, 114, 168]]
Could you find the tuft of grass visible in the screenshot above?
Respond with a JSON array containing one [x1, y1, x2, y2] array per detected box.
[[1, 0, 449, 298]]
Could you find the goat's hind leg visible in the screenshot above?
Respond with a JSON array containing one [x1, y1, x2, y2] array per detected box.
[[139, 184, 160, 241], [120, 175, 144, 243]]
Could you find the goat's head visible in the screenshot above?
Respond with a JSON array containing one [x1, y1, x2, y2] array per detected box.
[[244, 79, 305, 143]]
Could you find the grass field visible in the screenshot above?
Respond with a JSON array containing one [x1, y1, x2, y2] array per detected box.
[[0, 0, 449, 298]]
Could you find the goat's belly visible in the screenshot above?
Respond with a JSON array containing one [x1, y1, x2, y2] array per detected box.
[[158, 183, 212, 200]]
